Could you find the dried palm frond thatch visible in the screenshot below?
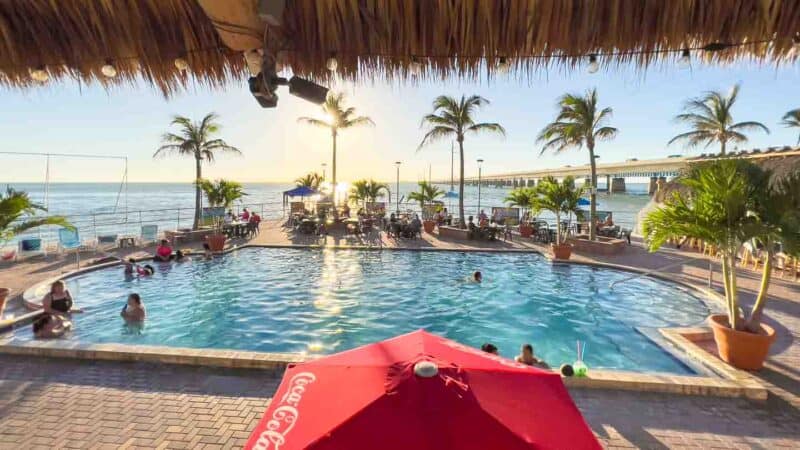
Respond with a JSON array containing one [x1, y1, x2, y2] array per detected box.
[[0, 0, 244, 96], [280, 0, 800, 82]]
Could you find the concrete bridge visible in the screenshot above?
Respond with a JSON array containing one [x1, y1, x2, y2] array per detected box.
[[436, 147, 800, 194]]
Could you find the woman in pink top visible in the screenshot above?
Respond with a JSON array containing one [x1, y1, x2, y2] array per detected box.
[[154, 239, 173, 262]]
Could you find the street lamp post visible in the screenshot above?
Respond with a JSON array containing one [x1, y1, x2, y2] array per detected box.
[[476, 158, 484, 216], [395, 161, 402, 214]]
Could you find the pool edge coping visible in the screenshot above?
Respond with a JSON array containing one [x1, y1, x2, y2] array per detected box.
[[12, 243, 766, 400]]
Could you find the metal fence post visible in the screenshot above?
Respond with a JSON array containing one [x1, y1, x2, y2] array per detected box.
[[92, 213, 97, 240]]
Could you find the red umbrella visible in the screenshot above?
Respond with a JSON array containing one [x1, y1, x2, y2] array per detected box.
[[246, 330, 600, 450]]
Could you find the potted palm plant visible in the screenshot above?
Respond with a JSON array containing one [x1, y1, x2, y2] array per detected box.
[[0, 187, 73, 316], [643, 160, 799, 370], [505, 186, 537, 237], [196, 179, 247, 251], [349, 179, 389, 208], [408, 181, 445, 233], [531, 177, 584, 260]]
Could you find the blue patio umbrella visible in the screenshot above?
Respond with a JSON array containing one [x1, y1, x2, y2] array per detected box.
[[443, 191, 459, 199], [577, 197, 591, 206], [283, 185, 318, 207]]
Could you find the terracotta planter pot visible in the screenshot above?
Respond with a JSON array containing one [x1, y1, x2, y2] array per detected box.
[[551, 243, 572, 260], [708, 314, 776, 371], [423, 220, 436, 234], [206, 233, 227, 252], [519, 225, 533, 238], [0, 287, 9, 318]]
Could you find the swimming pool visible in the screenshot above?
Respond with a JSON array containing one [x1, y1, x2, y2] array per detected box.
[[17, 247, 710, 374]]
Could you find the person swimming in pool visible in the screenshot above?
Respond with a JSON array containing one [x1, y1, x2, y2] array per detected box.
[[136, 264, 155, 276], [515, 343, 549, 369], [175, 250, 191, 262], [42, 280, 82, 314], [481, 343, 499, 355], [32, 313, 72, 339], [123, 258, 136, 275], [120, 293, 146, 322], [469, 271, 483, 283], [202, 243, 213, 260]]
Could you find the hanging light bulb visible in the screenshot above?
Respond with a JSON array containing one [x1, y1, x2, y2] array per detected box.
[[497, 56, 510, 74], [101, 60, 117, 78], [174, 57, 189, 71], [409, 56, 422, 76], [793, 33, 800, 49], [586, 54, 599, 74], [29, 66, 49, 82], [326, 53, 338, 72], [678, 48, 691, 68]]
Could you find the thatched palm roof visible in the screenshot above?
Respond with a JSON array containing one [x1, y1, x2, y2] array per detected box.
[[0, 0, 244, 96], [1, 0, 799, 93]]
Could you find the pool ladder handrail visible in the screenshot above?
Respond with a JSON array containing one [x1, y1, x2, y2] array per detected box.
[[608, 258, 694, 290]]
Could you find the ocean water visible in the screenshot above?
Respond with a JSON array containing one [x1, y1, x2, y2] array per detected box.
[[1, 181, 651, 244], [10, 247, 707, 374]]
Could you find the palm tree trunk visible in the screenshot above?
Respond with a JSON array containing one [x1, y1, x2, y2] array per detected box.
[[728, 254, 741, 330], [193, 156, 202, 230], [588, 142, 597, 240], [458, 136, 465, 229], [555, 211, 562, 245], [720, 139, 726, 156], [746, 249, 772, 332], [331, 128, 338, 195]]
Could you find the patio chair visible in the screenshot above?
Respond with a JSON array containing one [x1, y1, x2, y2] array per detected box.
[[58, 228, 82, 268], [137, 225, 159, 246], [17, 238, 44, 260]]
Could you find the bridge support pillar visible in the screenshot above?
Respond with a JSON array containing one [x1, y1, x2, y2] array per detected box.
[[513, 179, 519, 188], [649, 177, 658, 195], [584, 177, 591, 188], [527, 179, 534, 187], [610, 177, 626, 193], [605, 175, 611, 192]]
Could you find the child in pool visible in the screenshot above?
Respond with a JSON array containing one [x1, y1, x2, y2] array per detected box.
[[32, 313, 72, 339], [136, 264, 155, 276]]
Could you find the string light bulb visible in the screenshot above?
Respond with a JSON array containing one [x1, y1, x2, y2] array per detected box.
[[326, 53, 338, 72], [793, 33, 800, 49], [409, 56, 422, 76], [174, 57, 189, 71], [678, 48, 691, 68], [587, 54, 599, 74], [100, 60, 117, 78], [497, 56, 510, 73], [29, 66, 49, 82]]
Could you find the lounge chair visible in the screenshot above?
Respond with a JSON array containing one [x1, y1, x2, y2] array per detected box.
[[17, 238, 44, 260], [58, 228, 82, 268], [137, 225, 159, 247]]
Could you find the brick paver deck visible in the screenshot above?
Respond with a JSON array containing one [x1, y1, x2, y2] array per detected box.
[[0, 355, 797, 449]]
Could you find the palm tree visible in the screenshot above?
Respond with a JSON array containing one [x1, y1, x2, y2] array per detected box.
[[748, 171, 800, 331], [295, 172, 324, 190], [0, 187, 73, 244], [530, 177, 585, 246], [407, 181, 445, 218], [154, 113, 241, 230], [537, 88, 617, 240], [297, 92, 374, 191], [349, 179, 389, 206], [505, 186, 537, 209], [781, 108, 800, 144], [418, 95, 505, 228], [669, 84, 769, 156], [643, 160, 763, 332], [196, 179, 247, 209]]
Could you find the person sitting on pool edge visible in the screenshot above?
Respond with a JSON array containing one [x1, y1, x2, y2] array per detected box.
[[481, 343, 498, 355], [515, 343, 549, 369], [120, 293, 146, 322], [42, 280, 83, 314], [32, 313, 72, 339], [154, 239, 173, 262]]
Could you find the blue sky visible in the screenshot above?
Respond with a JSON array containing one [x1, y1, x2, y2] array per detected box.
[[0, 60, 797, 183]]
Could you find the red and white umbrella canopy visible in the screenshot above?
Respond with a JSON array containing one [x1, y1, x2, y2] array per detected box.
[[246, 329, 600, 450]]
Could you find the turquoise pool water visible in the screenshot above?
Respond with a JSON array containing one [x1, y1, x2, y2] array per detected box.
[[19, 248, 709, 374]]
